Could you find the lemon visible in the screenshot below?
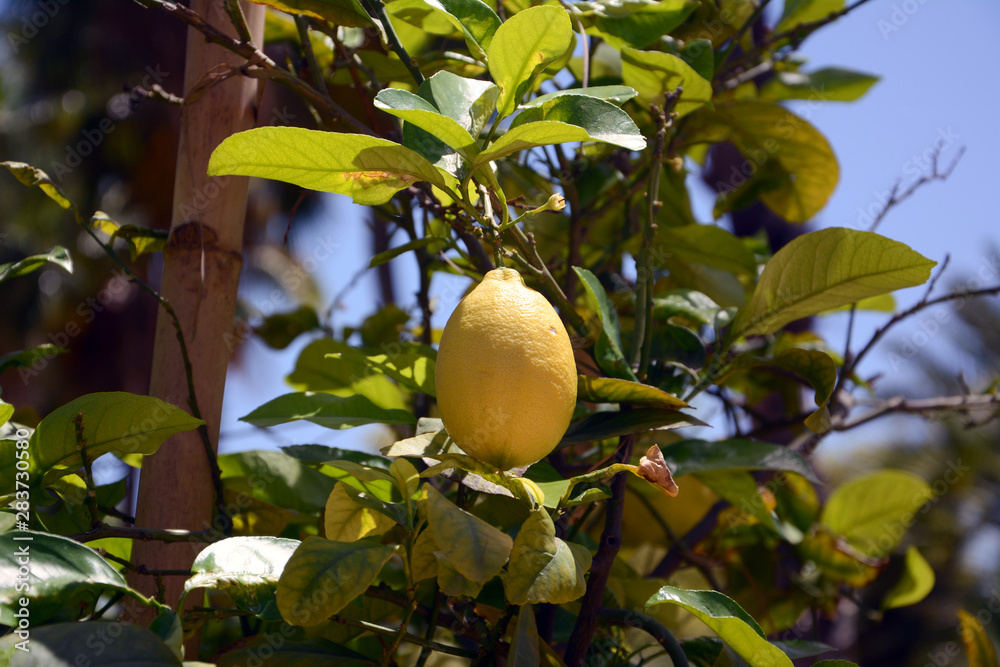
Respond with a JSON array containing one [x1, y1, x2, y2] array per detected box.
[[435, 268, 578, 470]]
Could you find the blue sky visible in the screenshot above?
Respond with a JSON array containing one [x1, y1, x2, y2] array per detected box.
[[219, 1, 1000, 460]]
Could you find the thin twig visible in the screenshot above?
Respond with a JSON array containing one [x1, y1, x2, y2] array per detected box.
[[332, 616, 477, 658], [295, 16, 330, 100], [834, 282, 1000, 413], [136, 0, 372, 134], [71, 524, 220, 544], [870, 147, 965, 232], [831, 392, 1000, 433], [223, 0, 253, 44], [472, 604, 515, 666], [362, 0, 425, 85], [99, 551, 192, 576], [596, 608, 689, 667], [73, 412, 100, 528]]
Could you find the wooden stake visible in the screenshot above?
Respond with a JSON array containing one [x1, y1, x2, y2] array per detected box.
[[129, 0, 264, 628]]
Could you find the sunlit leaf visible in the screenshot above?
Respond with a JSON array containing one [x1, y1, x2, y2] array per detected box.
[[679, 101, 838, 222], [0, 246, 73, 284], [621, 47, 712, 117], [510, 95, 646, 151], [181, 537, 300, 621], [882, 546, 935, 610], [731, 228, 936, 337], [208, 127, 456, 206], [646, 585, 793, 666], [821, 470, 933, 558], [959, 608, 1000, 667], [578, 376, 688, 409], [761, 68, 879, 103], [488, 5, 573, 118]]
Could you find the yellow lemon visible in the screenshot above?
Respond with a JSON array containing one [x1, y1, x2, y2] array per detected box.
[[435, 268, 577, 470]]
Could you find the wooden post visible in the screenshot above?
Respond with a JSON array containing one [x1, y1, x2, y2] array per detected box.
[[129, 0, 264, 622]]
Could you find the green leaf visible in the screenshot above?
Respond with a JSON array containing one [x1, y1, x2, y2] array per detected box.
[[375, 88, 479, 157], [0, 344, 67, 375], [215, 637, 376, 666], [426, 485, 513, 582], [0, 246, 73, 284], [208, 127, 456, 206], [91, 212, 168, 261], [0, 531, 144, 626], [821, 470, 933, 558], [474, 121, 590, 171], [776, 0, 844, 32], [326, 343, 437, 395], [724, 348, 838, 433], [523, 85, 638, 108], [653, 289, 728, 327], [882, 546, 935, 610], [488, 5, 573, 118], [276, 536, 395, 626], [560, 408, 704, 445], [573, 267, 636, 381], [0, 398, 12, 427], [959, 609, 1000, 667], [698, 470, 802, 543], [510, 94, 646, 151], [416, 70, 499, 137], [680, 101, 838, 223], [389, 0, 500, 58], [509, 605, 541, 666], [821, 293, 896, 314], [761, 68, 879, 103], [503, 508, 591, 604], [0, 622, 182, 666], [574, 0, 698, 49], [770, 640, 835, 660], [578, 376, 688, 410], [181, 536, 300, 621], [1, 161, 77, 211], [655, 224, 757, 276], [731, 228, 936, 337], [659, 439, 818, 482], [286, 340, 412, 411], [240, 392, 415, 429], [219, 450, 337, 512], [621, 47, 712, 117], [324, 483, 398, 541], [6, 392, 202, 488], [254, 306, 321, 350], [646, 585, 793, 667]]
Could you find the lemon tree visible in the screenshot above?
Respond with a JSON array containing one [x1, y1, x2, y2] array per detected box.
[[4, 1, 995, 666]]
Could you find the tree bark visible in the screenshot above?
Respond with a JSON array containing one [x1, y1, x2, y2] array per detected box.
[[129, 0, 264, 624]]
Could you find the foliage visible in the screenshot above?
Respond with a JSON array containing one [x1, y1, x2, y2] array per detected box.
[[2, 0, 998, 665]]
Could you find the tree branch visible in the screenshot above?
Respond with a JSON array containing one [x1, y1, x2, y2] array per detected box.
[[564, 434, 634, 667], [72, 524, 221, 544], [596, 607, 688, 667]]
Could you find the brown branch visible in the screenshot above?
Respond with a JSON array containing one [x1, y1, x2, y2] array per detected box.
[[72, 524, 221, 544], [564, 434, 634, 667], [833, 392, 1000, 433], [596, 608, 688, 667], [138, 0, 372, 135]]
